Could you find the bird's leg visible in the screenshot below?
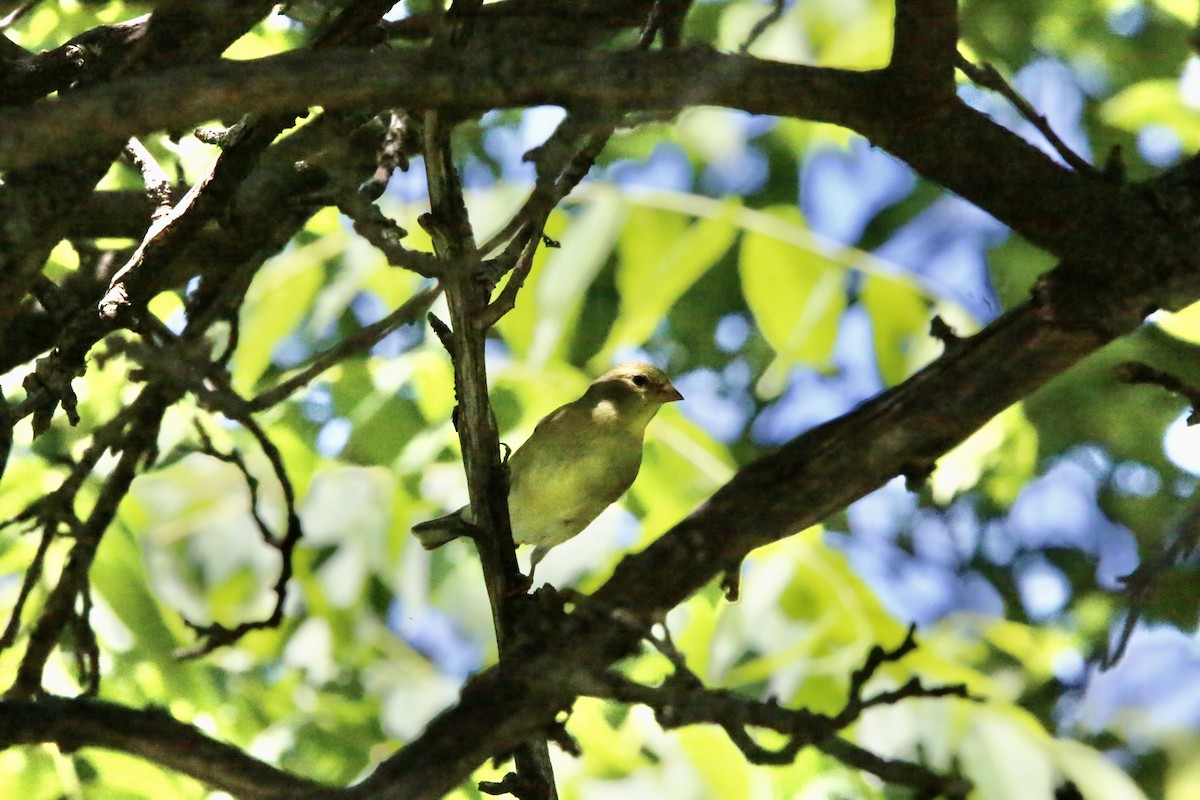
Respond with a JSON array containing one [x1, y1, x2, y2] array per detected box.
[[525, 544, 550, 588]]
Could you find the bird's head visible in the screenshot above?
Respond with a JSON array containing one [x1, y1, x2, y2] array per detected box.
[[588, 362, 683, 422]]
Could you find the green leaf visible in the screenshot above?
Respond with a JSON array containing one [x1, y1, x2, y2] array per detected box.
[[931, 403, 1039, 507], [959, 709, 1056, 800], [232, 232, 336, 393], [1051, 739, 1147, 800], [988, 235, 1056, 311], [598, 198, 739, 363], [87, 750, 205, 800], [1101, 78, 1200, 148], [0, 745, 59, 800], [678, 726, 751, 800], [92, 524, 180, 660], [738, 205, 846, 396], [860, 273, 929, 385], [570, 697, 645, 778], [93, 520, 223, 706], [496, 188, 625, 362]]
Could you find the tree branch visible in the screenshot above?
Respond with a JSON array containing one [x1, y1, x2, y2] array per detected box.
[[956, 51, 1096, 174], [422, 109, 557, 797], [249, 285, 443, 411], [571, 621, 972, 795], [889, 0, 958, 95], [0, 45, 1122, 262], [99, 0, 397, 321], [0, 0, 277, 343], [7, 387, 175, 698], [339, 207, 1200, 795], [2, 5, 1198, 798], [0, 698, 333, 800]]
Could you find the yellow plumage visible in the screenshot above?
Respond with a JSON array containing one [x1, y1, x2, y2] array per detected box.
[[413, 362, 683, 573]]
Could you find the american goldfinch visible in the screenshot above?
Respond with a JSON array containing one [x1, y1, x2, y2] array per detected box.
[[413, 362, 683, 573]]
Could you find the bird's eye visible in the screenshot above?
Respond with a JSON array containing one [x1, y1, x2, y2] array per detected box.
[[631, 374, 648, 388]]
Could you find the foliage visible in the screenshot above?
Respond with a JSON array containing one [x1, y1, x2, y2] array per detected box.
[[1, 1, 1199, 799]]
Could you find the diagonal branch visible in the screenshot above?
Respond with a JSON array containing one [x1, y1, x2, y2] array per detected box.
[[956, 51, 1096, 175], [342, 204, 1200, 796], [0, 698, 333, 800], [99, 0, 399, 322], [0, 0, 278, 344], [249, 285, 443, 411], [7, 387, 176, 699]]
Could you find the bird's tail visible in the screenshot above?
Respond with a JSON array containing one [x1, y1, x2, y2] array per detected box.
[[412, 509, 469, 550]]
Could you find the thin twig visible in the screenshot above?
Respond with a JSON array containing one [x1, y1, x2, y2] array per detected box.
[[479, 226, 545, 329], [192, 422, 276, 546], [176, 417, 303, 659], [122, 137, 175, 220], [639, 0, 693, 49], [955, 52, 1097, 175], [1117, 361, 1200, 425], [0, 525, 56, 652], [1103, 502, 1200, 668], [0, 391, 156, 662], [478, 121, 614, 259], [0, 1, 41, 30], [739, 0, 785, 54], [249, 284, 442, 410], [337, 190, 442, 278], [101, 317, 309, 657], [73, 588, 101, 697], [7, 390, 173, 698], [575, 652, 970, 797]]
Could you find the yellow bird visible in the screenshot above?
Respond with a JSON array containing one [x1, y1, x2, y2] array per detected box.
[[413, 362, 683, 574]]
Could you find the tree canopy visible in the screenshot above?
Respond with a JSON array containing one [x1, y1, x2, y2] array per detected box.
[[2, 1, 1200, 799]]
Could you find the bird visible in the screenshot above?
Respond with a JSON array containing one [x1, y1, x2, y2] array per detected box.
[[412, 361, 683, 576]]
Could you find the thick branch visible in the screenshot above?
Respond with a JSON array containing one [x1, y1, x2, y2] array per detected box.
[[0, 45, 1118, 259], [596, 303, 1099, 617], [0, 0, 277, 342], [0, 110, 393, 381], [0, 698, 331, 800], [99, 0, 396, 321], [889, 0, 958, 94], [342, 206, 1200, 795]]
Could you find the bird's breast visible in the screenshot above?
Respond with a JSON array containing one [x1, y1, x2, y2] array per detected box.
[[506, 431, 643, 548]]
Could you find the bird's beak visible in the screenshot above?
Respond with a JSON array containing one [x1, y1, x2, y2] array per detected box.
[[657, 384, 684, 403]]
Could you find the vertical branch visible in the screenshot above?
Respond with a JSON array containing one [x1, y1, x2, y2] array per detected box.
[[421, 110, 521, 607], [421, 110, 558, 798], [890, 0, 958, 97]]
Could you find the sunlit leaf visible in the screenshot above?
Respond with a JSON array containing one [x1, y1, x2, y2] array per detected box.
[[860, 272, 929, 385], [678, 726, 751, 800], [1102, 78, 1200, 148], [232, 232, 336, 392], [738, 206, 846, 396], [931, 403, 1039, 507], [599, 199, 739, 363]]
